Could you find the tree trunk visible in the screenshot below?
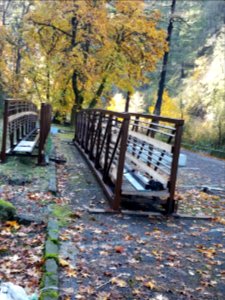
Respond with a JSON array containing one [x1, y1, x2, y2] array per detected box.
[[125, 91, 131, 112], [154, 0, 176, 116], [15, 47, 22, 75], [46, 66, 50, 102], [88, 77, 107, 109]]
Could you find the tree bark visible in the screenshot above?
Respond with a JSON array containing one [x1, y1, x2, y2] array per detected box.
[[46, 66, 50, 102], [154, 0, 176, 116], [88, 77, 107, 109], [125, 91, 131, 112]]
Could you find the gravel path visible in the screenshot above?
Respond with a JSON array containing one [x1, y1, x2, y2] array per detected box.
[[178, 149, 225, 189], [56, 136, 225, 300]]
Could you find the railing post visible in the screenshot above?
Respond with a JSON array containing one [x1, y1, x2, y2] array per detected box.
[[81, 111, 86, 149], [74, 111, 78, 142], [132, 115, 139, 155], [103, 115, 112, 181], [38, 103, 52, 165], [0, 100, 9, 162], [89, 111, 97, 160], [167, 123, 183, 214], [112, 114, 130, 210], [38, 103, 46, 165], [95, 113, 103, 169], [85, 111, 92, 153]]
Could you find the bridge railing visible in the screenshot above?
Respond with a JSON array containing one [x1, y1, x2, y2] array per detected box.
[[74, 109, 184, 214], [1, 99, 52, 165]]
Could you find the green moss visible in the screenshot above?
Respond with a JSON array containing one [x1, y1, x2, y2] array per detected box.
[[40, 290, 59, 300], [0, 199, 16, 221], [49, 238, 59, 244], [0, 199, 15, 209], [44, 253, 59, 261], [51, 205, 71, 227]]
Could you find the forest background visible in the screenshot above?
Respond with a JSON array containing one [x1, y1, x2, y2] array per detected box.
[[0, 0, 224, 156]]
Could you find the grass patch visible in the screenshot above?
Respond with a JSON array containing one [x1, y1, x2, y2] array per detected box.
[[0, 156, 49, 189], [45, 136, 53, 156], [51, 205, 72, 227]]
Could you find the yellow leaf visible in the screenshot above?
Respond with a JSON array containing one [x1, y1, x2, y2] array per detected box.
[[144, 280, 155, 289], [59, 258, 70, 267], [214, 217, 225, 225], [152, 250, 158, 256], [111, 277, 127, 287], [135, 276, 145, 281], [5, 221, 20, 230], [132, 288, 141, 295], [66, 268, 77, 278]]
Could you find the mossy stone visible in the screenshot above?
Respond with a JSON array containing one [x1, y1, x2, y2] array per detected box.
[[40, 290, 59, 300], [46, 259, 58, 273], [44, 273, 58, 287], [0, 199, 16, 221], [45, 240, 59, 260], [48, 220, 59, 236]]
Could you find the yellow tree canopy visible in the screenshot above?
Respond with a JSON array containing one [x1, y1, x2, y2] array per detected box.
[[149, 90, 181, 118], [1, 0, 168, 115]]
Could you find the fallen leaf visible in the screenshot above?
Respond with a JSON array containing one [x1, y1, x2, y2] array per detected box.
[[111, 277, 127, 287], [5, 220, 20, 230], [144, 280, 155, 290], [66, 268, 77, 278], [114, 246, 124, 253], [59, 258, 70, 267]]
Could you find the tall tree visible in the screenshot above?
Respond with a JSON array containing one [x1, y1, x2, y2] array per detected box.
[[26, 0, 168, 119], [154, 0, 176, 115]]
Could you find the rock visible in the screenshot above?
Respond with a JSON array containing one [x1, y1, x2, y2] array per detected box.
[[45, 240, 58, 259], [48, 164, 57, 195], [44, 273, 58, 287], [48, 229, 59, 241], [47, 219, 59, 241], [47, 219, 59, 232], [0, 199, 16, 221], [46, 259, 58, 273], [8, 177, 31, 185]]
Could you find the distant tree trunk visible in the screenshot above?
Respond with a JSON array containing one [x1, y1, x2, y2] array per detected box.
[[15, 47, 22, 75], [71, 69, 83, 125], [2, 0, 12, 25], [154, 0, 176, 116], [217, 121, 222, 147], [125, 91, 131, 112], [70, 15, 81, 124], [46, 66, 50, 102]]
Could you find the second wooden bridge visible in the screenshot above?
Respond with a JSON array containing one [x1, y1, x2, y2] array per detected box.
[[74, 109, 184, 214]]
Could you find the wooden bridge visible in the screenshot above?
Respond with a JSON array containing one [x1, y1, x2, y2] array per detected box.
[[1, 99, 52, 165], [74, 109, 184, 214]]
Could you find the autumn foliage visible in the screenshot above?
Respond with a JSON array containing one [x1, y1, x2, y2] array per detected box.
[[0, 0, 167, 116]]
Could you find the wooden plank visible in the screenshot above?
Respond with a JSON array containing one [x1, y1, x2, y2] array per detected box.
[[13, 133, 40, 153], [8, 111, 38, 122], [122, 189, 169, 198], [13, 145, 34, 153], [129, 130, 172, 153], [87, 207, 164, 217], [126, 152, 168, 186]]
